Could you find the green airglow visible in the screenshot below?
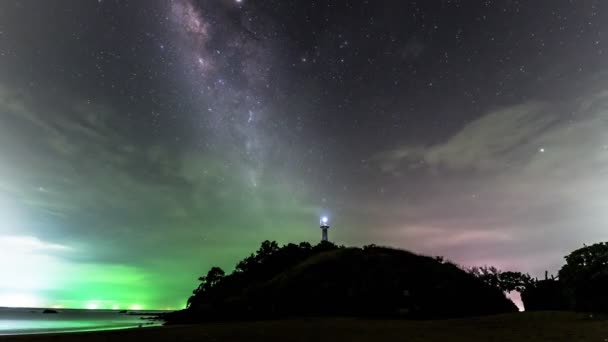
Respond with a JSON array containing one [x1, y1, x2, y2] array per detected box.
[[0, 82, 324, 309], [0, 153, 321, 309]]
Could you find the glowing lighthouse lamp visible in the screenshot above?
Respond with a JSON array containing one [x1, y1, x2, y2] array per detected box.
[[320, 216, 330, 242]]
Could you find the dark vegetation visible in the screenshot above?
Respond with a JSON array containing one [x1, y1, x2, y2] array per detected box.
[[559, 242, 608, 313], [165, 241, 516, 324], [465, 265, 567, 311], [165, 240, 608, 325], [466, 242, 608, 313]]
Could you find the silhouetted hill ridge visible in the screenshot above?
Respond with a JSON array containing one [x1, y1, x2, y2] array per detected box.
[[166, 242, 517, 323]]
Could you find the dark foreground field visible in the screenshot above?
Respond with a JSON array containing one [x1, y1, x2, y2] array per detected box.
[[1, 312, 607, 342]]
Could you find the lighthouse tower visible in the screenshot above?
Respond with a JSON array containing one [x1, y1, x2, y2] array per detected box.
[[320, 216, 330, 242]]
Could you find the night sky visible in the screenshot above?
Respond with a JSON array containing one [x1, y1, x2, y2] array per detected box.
[[1, 0, 607, 310]]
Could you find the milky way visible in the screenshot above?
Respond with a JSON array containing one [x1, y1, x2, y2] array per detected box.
[[1, 0, 608, 309], [169, 0, 283, 189]]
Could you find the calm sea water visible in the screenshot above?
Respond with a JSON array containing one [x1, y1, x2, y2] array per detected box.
[[0, 307, 165, 335]]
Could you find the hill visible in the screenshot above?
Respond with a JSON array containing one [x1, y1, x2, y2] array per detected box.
[[165, 241, 517, 323]]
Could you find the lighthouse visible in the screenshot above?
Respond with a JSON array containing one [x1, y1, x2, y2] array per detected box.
[[320, 216, 330, 242]]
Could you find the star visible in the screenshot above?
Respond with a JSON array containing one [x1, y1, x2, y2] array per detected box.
[[4, 0, 608, 314]]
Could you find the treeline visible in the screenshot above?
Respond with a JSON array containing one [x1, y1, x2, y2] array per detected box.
[[169, 240, 608, 324], [186, 240, 339, 310], [466, 242, 608, 313], [166, 240, 516, 323]]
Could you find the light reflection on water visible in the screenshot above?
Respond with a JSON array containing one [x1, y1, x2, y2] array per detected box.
[[0, 307, 163, 335]]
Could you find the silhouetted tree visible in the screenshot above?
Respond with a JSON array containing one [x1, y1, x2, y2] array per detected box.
[[200, 266, 225, 290], [235, 253, 257, 273], [498, 271, 533, 293], [466, 265, 569, 312], [298, 241, 312, 250], [521, 277, 567, 311], [467, 266, 532, 293], [467, 266, 502, 290], [312, 240, 338, 253], [256, 240, 280, 261], [559, 242, 608, 312], [187, 266, 225, 308]]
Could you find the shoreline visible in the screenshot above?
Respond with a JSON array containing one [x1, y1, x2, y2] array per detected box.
[[0, 307, 164, 337], [1, 312, 607, 342], [0, 323, 160, 337]]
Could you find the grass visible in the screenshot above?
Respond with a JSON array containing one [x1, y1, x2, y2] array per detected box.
[[2, 312, 607, 342]]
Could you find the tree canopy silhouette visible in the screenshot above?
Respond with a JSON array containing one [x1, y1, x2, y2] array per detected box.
[[465, 265, 569, 311], [466, 266, 533, 293], [559, 242, 608, 313], [166, 241, 516, 324], [520, 277, 567, 311]]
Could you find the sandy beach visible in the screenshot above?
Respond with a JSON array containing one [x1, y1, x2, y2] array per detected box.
[[1, 312, 606, 342]]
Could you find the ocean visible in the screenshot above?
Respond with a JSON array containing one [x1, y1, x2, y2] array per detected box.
[[0, 307, 164, 335]]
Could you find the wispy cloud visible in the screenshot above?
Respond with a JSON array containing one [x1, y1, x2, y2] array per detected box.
[[375, 101, 560, 173], [369, 89, 608, 275]]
